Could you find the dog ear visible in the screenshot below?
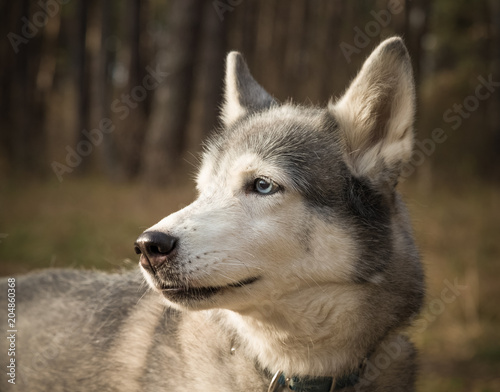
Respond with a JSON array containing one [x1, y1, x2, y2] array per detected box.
[[329, 37, 415, 187], [221, 52, 276, 126]]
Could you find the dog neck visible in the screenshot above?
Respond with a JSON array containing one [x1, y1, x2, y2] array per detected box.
[[215, 300, 371, 380], [205, 307, 373, 392]]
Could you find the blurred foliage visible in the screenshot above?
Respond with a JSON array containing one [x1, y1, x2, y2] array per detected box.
[[0, 0, 498, 182]]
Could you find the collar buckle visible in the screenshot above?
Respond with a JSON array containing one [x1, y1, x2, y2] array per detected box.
[[267, 370, 283, 392], [267, 356, 368, 392], [268, 370, 337, 392]]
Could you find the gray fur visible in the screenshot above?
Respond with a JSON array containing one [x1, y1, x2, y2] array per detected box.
[[221, 52, 277, 126], [1, 37, 424, 391]]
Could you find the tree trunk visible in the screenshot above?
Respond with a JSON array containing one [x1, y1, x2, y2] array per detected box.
[[185, 0, 227, 155], [74, 0, 90, 174], [118, 0, 150, 179], [487, 0, 500, 179], [97, 0, 119, 179], [0, 0, 46, 175], [140, 0, 203, 184]]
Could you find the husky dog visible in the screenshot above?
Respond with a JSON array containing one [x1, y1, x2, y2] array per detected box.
[[1, 37, 424, 391]]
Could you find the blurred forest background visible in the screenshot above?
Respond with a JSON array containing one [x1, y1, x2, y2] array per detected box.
[[0, 0, 499, 391]]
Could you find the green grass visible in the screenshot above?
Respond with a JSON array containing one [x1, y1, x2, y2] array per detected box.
[[1, 175, 499, 390]]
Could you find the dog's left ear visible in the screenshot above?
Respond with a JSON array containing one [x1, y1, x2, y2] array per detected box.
[[221, 52, 276, 126], [329, 37, 415, 187]]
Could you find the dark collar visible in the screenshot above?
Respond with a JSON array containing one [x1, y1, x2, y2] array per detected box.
[[267, 360, 366, 392]]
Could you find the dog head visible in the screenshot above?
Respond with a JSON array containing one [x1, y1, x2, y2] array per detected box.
[[135, 38, 421, 325]]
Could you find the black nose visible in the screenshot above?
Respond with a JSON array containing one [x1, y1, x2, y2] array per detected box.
[[134, 231, 178, 270]]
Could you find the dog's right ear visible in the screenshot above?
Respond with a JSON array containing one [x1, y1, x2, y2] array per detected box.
[[221, 52, 276, 127], [329, 37, 415, 188]]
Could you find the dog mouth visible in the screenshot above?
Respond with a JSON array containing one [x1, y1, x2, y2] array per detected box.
[[158, 276, 259, 302]]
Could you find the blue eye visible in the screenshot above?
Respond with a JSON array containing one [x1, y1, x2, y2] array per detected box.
[[253, 178, 280, 195]]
